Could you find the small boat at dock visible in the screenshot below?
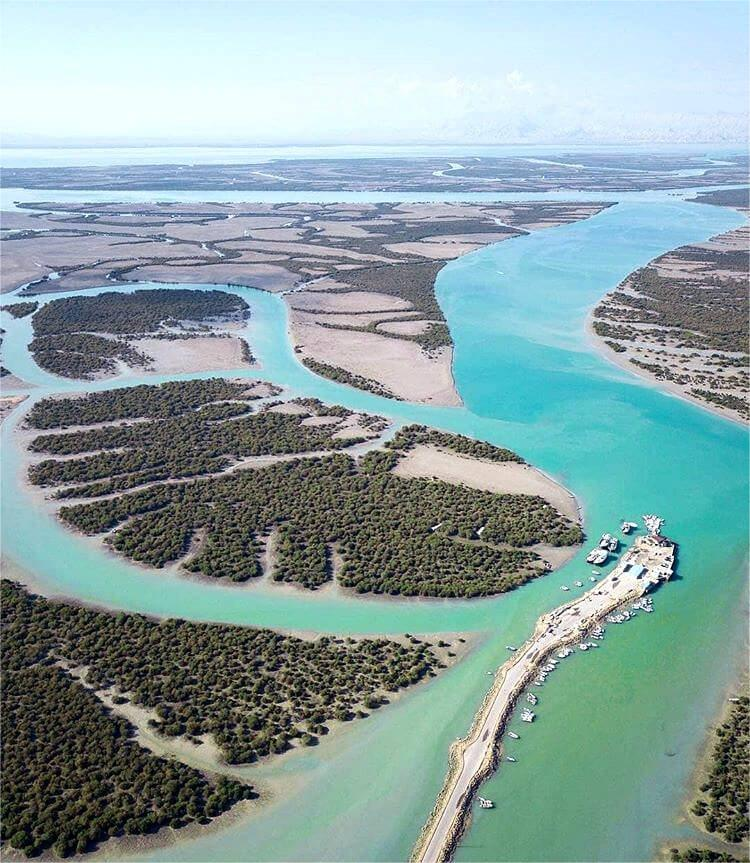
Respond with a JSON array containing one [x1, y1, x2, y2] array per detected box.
[[586, 548, 609, 565], [521, 708, 535, 722], [526, 692, 538, 705], [599, 533, 620, 552], [478, 796, 494, 809]]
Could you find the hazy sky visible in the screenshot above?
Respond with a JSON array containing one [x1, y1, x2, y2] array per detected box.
[[2, 0, 748, 145]]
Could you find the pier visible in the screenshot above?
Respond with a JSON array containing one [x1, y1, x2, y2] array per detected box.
[[411, 529, 677, 863]]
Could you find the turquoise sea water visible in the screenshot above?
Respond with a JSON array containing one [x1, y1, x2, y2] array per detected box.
[[0, 193, 747, 861]]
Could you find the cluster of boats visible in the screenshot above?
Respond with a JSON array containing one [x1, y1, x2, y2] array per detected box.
[[604, 596, 654, 625], [606, 609, 634, 624], [491, 515, 666, 797], [631, 596, 654, 613], [586, 531, 621, 565]]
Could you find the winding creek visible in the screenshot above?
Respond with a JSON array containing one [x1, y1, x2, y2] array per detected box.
[[1, 192, 748, 862]]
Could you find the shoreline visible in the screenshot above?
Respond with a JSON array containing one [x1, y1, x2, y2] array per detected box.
[[584, 312, 746, 429], [656, 659, 749, 862], [411, 532, 678, 863]]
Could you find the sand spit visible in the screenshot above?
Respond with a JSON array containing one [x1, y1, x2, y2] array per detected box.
[[291, 311, 461, 406], [392, 444, 580, 523], [128, 332, 254, 376], [412, 532, 677, 863]]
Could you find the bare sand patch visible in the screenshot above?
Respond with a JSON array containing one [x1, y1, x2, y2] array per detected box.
[[291, 314, 460, 406], [122, 262, 298, 291], [162, 216, 293, 243], [291, 289, 412, 313], [0, 394, 28, 423], [300, 415, 341, 427], [128, 334, 253, 375], [306, 220, 373, 238], [392, 444, 580, 522], [267, 401, 309, 415], [377, 318, 431, 335], [384, 241, 485, 259]]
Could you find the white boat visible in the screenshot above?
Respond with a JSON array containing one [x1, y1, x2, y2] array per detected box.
[[478, 796, 495, 809], [589, 576, 597, 582], [574, 580, 583, 587], [621, 521, 638, 535], [599, 533, 620, 552], [508, 731, 520, 739], [526, 692, 538, 705], [506, 755, 517, 762], [506, 645, 517, 651], [578, 643, 589, 651], [521, 708, 535, 722], [586, 548, 609, 565]]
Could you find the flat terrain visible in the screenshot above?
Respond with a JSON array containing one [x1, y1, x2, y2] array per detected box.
[[22, 380, 582, 598], [591, 225, 749, 422], [3, 152, 747, 192], [2, 200, 611, 404]]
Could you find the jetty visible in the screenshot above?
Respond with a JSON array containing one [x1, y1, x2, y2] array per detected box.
[[411, 523, 676, 863]]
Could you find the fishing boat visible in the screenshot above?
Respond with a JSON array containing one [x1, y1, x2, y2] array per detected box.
[[508, 731, 519, 739]]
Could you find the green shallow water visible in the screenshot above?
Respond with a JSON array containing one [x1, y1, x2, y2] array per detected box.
[[0, 195, 747, 861]]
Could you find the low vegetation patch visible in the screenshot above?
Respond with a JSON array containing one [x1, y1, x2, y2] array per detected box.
[[690, 696, 749, 845], [1, 580, 443, 857], [2, 301, 38, 318], [29, 289, 249, 378]]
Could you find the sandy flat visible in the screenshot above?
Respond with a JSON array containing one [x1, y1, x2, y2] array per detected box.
[[268, 401, 309, 415], [384, 241, 486, 259], [392, 444, 580, 522], [0, 394, 28, 423], [291, 289, 412, 313], [122, 262, 299, 291], [128, 334, 253, 375], [376, 318, 431, 335], [292, 314, 461, 406], [300, 415, 341, 427]]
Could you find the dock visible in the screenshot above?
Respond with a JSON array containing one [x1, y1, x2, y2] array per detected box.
[[410, 527, 676, 863]]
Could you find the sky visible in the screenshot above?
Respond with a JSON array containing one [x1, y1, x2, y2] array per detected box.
[[1, 0, 748, 146]]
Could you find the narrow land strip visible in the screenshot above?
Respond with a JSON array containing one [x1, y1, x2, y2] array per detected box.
[[412, 529, 677, 863]]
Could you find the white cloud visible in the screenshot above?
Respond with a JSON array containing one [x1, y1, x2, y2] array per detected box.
[[505, 70, 535, 94]]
